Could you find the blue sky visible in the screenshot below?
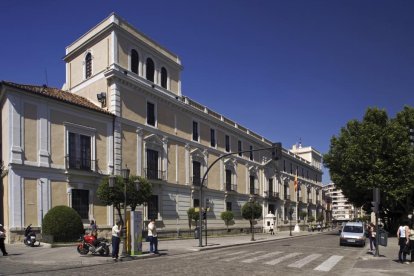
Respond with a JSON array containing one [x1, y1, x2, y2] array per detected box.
[[1, 0, 413, 183]]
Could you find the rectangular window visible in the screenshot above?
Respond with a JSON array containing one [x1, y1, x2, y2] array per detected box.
[[146, 149, 159, 179], [193, 121, 199, 141], [225, 169, 232, 191], [147, 102, 155, 126], [226, 202, 232, 211], [268, 178, 273, 194], [192, 161, 201, 186], [269, 204, 275, 215], [238, 140, 242, 156], [72, 189, 89, 219], [148, 195, 158, 220], [225, 135, 230, 152], [193, 199, 200, 208], [210, 128, 216, 147], [68, 132, 91, 170], [249, 175, 255, 194], [290, 163, 293, 174], [249, 145, 253, 161]]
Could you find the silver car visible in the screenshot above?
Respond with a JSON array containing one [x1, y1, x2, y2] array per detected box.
[[339, 222, 366, 247]]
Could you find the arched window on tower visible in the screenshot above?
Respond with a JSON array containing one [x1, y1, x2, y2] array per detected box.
[[146, 58, 155, 82], [85, 53, 92, 79], [161, 67, 168, 89], [131, 49, 139, 74]]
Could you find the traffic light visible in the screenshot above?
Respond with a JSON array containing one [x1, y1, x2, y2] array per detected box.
[[371, 201, 379, 213], [272, 142, 282, 161]]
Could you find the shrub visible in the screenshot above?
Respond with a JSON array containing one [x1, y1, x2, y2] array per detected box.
[[42, 205, 84, 242], [220, 211, 234, 230], [187, 207, 200, 230]]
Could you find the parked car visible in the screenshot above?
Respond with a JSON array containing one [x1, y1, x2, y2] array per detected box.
[[339, 222, 366, 247]]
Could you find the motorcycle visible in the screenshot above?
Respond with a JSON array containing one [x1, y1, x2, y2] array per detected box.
[[24, 224, 40, 247], [77, 233, 110, 256]]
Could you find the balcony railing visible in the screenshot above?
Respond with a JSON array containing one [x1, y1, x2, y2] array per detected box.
[[249, 187, 259, 195], [191, 177, 207, 186], [144, 168, 166, 180], [298, 196, 303, 202], [225, 183, 237, 192], [284, 194, 290, 200], [266, 191, 279, 199], [66, 156, 95, 171]]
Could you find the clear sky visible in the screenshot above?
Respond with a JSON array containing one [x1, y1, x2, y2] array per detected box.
[[1, 0, 413, 183]]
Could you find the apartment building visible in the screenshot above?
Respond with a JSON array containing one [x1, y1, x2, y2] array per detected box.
[[323, 183, 361, 222], [0, 13, 323, 241]]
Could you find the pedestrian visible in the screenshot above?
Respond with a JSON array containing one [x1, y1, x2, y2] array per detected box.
[[409, 223, 414, 263], [0, 224, 8, 256], [148, 218, 158, 254], [397, 220, 410, 264], [269, 224, 275, 235], [317, 224, 321, 232], [367, 223, 376, 253], [90, 220, 98, 238], [111, 221, 122, 260]]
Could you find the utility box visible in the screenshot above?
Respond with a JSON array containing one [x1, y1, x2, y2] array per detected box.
[[194, 227, 200, 239], [378, 228, 388, 247]]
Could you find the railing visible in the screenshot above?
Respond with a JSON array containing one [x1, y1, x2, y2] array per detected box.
[[298, 196, 303, 202], [66, 156, 95, 171], [144, 168, 166, 180], [249, 187, 259, 195], [191, 177, 207, 187], [284, 194, 290, 200], [225, 183, 237, 192], [269, 192, 279, 199]]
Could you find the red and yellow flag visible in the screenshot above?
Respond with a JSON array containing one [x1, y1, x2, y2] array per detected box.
[[294, 172, 298, 192]]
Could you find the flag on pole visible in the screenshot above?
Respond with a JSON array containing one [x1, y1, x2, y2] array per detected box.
[[294, 171, 298, 192]]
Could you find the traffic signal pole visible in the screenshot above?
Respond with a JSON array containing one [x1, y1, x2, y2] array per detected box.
[[372, 187, 380, 257]]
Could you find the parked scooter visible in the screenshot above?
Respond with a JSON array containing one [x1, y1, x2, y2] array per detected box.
[[24, 224, 40, 247], [77, 233, 110, 256]]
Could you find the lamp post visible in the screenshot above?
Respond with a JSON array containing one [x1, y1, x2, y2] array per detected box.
[[249, 197, 256, 241], [289, 208, 294, 236]]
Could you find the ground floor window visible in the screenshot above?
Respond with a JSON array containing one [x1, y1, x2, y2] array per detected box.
[[226, 202, 232, 211], [147, 195, 159, 220], [72, 189, 89, 219], [269, 204, 275, 214], [193, 198, 200, 208]]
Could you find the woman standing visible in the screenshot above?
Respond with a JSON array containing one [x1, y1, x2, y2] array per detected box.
[[148, 219, 158, 254]]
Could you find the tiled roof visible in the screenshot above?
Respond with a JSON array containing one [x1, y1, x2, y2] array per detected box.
[[1, 81, 113, 115]]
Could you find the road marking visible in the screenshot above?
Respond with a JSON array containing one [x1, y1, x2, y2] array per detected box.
[[314, 255, 343, 271], [264, 252, 302, 265], [223, 251, 265, 262], [241, 251, 283, 263], [287, 253, 322, 268], [209, 250, 248, 260]]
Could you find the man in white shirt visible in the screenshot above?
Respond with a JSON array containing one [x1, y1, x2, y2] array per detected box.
[[112, 221, 122, 260]]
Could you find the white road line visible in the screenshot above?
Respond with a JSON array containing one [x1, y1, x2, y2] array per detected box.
[[264, 252, 302, 265], [209, 250, 248, 260], [314, 255, 344, 272], [287, 253, 322, 268], [241, 251, 283, 263], [223, 251, 265, 262]]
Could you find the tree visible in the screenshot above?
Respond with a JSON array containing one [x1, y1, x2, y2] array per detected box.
[[323, 107, 414, 232], [307, 215, 315, 225], [241, 201, 262, 229], [187, 207, 199, 230], [316, 213, 324, 224], [220, 211, 235, 231], [97, 175, 152, 225], [42, 206, 84, 242]]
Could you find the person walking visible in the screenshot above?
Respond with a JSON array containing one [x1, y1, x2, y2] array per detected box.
[[367, 223, 376, 253], [148, 219, 158, 254], [0, 224, 8, 256], [111, 221, 122, 260], [269, 224, 275, 235], [397, 221, 410, 264]]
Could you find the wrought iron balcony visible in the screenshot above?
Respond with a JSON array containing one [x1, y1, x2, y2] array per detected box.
[[191, 177, 207, 187], [266, 191, 279, 199], [225, 183, 237, 192], [249, 187, 259, 195], [284, 194, 290, 200], [144, 168, 166, 180], [66, 156, 95, 171]]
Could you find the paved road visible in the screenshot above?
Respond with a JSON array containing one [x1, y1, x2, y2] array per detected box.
[[11, 232, 405, 276]]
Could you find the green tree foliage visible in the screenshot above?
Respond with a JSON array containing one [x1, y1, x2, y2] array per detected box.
[[220, 211, 235, 230], [42, 205, 84, 242], [323, 107, 414, 231], [307, 215, 315, 224], [241, 201, 262, 228], [97, 175, 152, 225], [316, 213, 324, 223], [187, 207, 200, 229]]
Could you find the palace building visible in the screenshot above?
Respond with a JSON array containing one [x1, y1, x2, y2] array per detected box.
[[0, 13, 323, 242]]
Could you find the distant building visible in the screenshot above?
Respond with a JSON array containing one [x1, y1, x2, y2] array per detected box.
[[322, 183, 363, 222]]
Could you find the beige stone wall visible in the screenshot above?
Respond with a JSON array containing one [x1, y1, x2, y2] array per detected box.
[[121, 89, 146, 124], [24, 178, 38, 226], [177, 143, 186, 184], [72, 78, 108, 108], [167, 141, 177, 183], [236, 164, 247, 194], [51, 181, 67, 207], [207, 153, 221, 190], [24, 103, 37, 162], [68, 34, 111, 89], [50, 109, 109, 170], [92, 193, 107, 225], [2, 174, 9, 228], [121, 124, 137, 175], [157, 101, 175, 134]]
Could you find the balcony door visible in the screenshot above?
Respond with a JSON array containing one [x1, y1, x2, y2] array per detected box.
[[146, 149, 159, 179]]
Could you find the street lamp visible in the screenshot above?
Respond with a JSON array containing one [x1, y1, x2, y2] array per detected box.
[[289, 207, 294, 236], [249, 197, 256, 241]]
